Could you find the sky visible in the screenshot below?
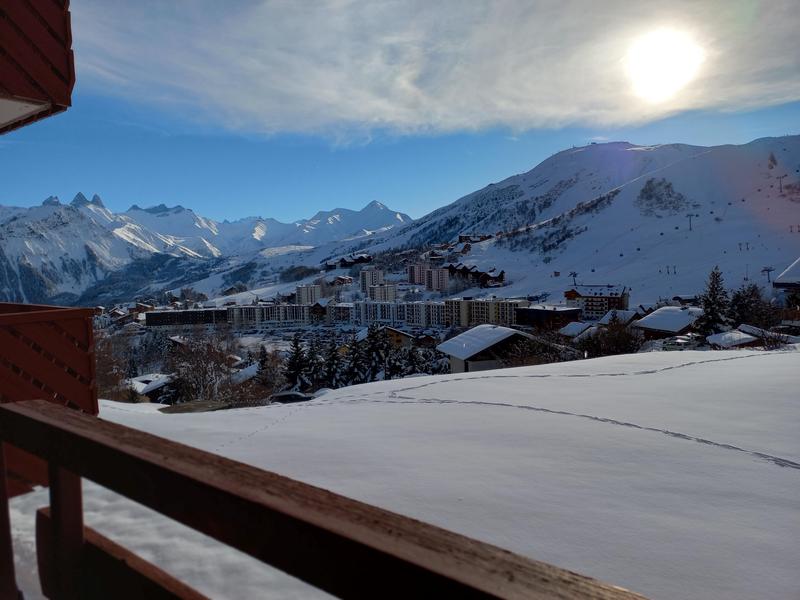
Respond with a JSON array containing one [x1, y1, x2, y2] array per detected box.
[[2, 0, 799, 222]]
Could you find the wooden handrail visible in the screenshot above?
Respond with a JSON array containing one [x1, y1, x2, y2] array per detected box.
[[0, 399, 648, 599]]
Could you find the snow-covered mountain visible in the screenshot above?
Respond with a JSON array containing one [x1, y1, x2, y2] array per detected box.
[[0, 195, 411, 303], [2, 135, 799, 305], [349, 135, 800, 303]]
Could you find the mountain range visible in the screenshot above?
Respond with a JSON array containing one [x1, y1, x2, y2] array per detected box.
[[0, 195, 410, 303], [1, 135, 799, 305]]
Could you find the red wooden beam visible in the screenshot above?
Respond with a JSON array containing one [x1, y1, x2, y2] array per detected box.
[[36, 508, 210, 600], [0, 0, 75, 134]]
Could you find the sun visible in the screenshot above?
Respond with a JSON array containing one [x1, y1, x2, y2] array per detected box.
[[625, 29, 704, 103]]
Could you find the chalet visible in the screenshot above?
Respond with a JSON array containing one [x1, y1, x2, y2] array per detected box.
[[338, 253, 373, 268], [632, 306, 703, 340], [564, 285, 629, 320], [384, 326, 417, 349], [446, 263, 506, 287], [436, 324, 535, 373]]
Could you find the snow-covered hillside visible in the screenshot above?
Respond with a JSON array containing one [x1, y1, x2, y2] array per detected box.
[[360, 136, 800, 303], [0, 194, 410, 303], [3, 135, 798, 305], [10, 349, 799, 599], [192, 135, 800, 305]]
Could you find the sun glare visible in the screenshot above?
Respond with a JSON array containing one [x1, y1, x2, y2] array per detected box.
[[626, 29, 704, 103]]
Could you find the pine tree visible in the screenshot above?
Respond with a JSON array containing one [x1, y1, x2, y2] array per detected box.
[[365, 325, 389, 381], [283, 334, 309, 390], [343, 335, 368, 385], [384, 347, 407, 380], [405, 346, 425, 374], [696, 266, 730, 335], [303, 337, 325, 391], [322, 340, 345, 389], [728, 283, 779, 328]]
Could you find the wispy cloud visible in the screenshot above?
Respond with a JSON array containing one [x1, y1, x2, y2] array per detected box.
[[71, 0, 800, 138]]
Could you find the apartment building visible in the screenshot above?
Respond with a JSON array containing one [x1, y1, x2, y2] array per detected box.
[[564, 285, 630, 320], [359, 269, 385, 294], [425, 268, 450, 292], [368, 283, 397, 302], [296, 284, 322, 305], [407, 264, 427, 285]]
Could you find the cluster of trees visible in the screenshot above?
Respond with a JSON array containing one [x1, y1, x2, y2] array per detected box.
[[574, 315, 645, 358], [282, 326, 449, 392], [696, 267, 782, 335], [95, 325, 449, 405], [502, 332, 577, 367]]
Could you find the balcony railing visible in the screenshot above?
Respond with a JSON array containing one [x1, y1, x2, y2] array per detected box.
[[0, 400, 648, 599], [0, 301, 647, 599]]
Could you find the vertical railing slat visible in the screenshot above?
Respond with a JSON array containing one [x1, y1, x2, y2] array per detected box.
[[0, 445, 22, 599], [48, 465, 84, 599]]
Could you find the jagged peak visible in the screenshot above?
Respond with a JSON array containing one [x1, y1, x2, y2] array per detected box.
[[70, 192, 90, 207], [364, 200, 387, 210], [42, 195, 60, 206], [90, 194, 105, 208]]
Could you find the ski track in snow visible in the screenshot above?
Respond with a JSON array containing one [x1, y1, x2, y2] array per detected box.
[[320, 352, 800, 471], [104, 353, 799, 472]]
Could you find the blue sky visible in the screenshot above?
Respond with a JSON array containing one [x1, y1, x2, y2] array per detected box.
[[2, 1, 798, 222]]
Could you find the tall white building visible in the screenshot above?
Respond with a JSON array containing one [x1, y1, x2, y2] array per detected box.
[[368, 283, 397, 302], [296, 284, 321, 305], [407, 264, 427, 285], [425, 268, 450, 292], [360, 269, 385, 294]]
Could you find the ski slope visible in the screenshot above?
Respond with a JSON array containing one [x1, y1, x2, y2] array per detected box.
[[10, 349, 800, 599]]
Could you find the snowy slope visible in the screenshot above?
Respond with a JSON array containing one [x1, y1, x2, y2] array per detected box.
[[199, 136, 800, 305], [344, 136, 800, 303], [10, 349, 798, 600]]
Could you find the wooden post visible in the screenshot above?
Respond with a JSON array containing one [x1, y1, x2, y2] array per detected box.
[[48, 464, 84, 600], [0, 445, 22, 600]]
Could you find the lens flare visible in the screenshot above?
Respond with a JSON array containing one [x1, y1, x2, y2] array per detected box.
[[626, 29, 704, 103]]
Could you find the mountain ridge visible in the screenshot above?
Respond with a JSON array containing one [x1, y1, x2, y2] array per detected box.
[[2, 135, 799, 305]]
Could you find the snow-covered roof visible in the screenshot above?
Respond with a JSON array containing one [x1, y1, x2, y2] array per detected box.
[[526, 304, 579, 312], [573, 325, 600, 342], [558, 321, 592, 337], [774, 256, 800, 285], [706, 330, 758, 348], [231, 363, 259, 385], [436, 324, 532, 360], [737, 324, 800, 343], [126, 373, 172, 395], [567, 284, 627, 297], [597, 309, 639, 325], [634, 306, 703, 333]]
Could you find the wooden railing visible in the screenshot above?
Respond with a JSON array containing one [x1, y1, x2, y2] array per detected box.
[[0, 399, 648, 600]]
